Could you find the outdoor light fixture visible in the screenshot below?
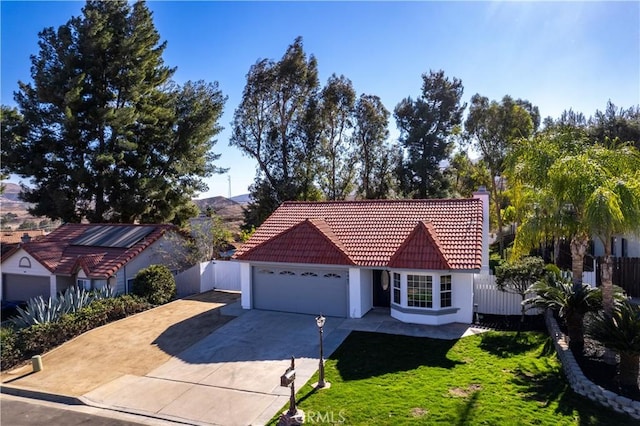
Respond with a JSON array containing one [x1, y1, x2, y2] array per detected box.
[[315, 314, 329, 389]]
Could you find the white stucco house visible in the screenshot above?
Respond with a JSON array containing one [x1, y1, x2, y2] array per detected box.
[[1, 223, 188, 302], [233, 188, 490, 325]]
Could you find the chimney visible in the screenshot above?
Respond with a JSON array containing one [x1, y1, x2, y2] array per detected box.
[[472, 186, 490, 274], [21, 233, 32, 243]]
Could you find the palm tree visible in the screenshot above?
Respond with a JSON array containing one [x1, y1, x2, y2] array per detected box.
[[506, 128, 585, 270], [511, 135, 640, 316], [525, 270, 602, 353], [587, 301, 640, 391]]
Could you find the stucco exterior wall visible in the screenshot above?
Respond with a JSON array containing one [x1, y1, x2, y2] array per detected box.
[[1, 248, 56, 300], [240, 262, 252, 309], [593, 234, 640, 258], [115, 232, 188, 294], [1, 248, 52, 277], [56, 275, 75, 293], [360, 269, 373, 317]]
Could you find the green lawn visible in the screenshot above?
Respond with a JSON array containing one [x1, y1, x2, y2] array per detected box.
[[271, 331, 635, 425]]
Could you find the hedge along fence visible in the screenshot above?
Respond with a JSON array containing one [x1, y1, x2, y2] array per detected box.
[[0, 295, 150, 371]]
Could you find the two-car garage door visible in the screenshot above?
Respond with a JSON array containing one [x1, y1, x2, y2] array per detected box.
[[252, 266, 348, 317], [3, 274, 50, 301]]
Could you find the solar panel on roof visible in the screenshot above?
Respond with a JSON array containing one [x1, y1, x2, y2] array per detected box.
[[71, 225, 155, 248]]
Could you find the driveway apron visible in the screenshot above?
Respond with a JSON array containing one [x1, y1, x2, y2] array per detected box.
[[81, 310, 351, 426]]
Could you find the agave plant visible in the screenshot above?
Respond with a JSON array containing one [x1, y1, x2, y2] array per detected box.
[[10, 296, 63, 329], [525, 270, 603, 353], [587, 301, 640, 391], [59, 286, 94, 315], [92, 285, 115, 300], [9, 285, 115, 329]]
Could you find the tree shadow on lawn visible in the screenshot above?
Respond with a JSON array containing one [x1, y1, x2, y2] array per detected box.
[[478, 332, 549, 358], [511, 362, 638, 425], [454, 390, 480, 426], [332, 331, 462, 381]]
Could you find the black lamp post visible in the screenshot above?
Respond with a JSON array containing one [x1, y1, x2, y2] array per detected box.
[[315, 314, 328, 388]]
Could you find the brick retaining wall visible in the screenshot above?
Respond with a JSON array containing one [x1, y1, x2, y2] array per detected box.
[[544, 310, 640, 420]]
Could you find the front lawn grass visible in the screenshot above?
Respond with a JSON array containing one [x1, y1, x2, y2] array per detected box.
[[271, 331, 636, 425]]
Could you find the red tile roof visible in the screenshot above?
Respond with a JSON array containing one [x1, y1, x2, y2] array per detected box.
[[238, 218, 354, 265], [10, 223, 175, 278], [234, 199, 484, 270], [389, 221, 451, 270]]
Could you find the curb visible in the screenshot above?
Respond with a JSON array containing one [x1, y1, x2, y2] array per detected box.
[[78, 395, 211, 426], [0, 384, 83, 406]]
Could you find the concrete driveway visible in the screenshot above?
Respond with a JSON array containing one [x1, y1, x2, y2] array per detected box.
[[2, 291, 484, 426], [81, 310, 351, 426]]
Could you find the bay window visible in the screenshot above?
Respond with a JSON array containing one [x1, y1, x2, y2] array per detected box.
[[407, 274, 432, 308]]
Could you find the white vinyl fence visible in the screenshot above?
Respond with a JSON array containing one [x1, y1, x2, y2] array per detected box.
[[473, 274, 540, 316], [582, 258, 597, 288], [175, 260, 241, 298]]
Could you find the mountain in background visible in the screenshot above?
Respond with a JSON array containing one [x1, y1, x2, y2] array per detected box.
[[1, 182, 23, 202], [1, 183, 35, 224], [1, 182, 251, 234], [229, 193, 251, 204]]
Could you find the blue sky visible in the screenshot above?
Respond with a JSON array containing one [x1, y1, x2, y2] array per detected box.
[[2, 1, 639, 198]]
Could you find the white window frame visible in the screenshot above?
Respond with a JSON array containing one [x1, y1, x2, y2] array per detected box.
[[440, 275, 452, 308], [77, 278, 92, 291], [392, 272, 401, 304], [407, 274, 432, 308]]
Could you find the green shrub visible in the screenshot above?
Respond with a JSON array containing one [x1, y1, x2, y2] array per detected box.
[[132, 265, 176, 305], [0, 327, 21, 370]]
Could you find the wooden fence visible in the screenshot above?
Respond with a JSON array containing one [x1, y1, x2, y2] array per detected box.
[[473, 274, 540, 316], [595, 257, 640, 298]]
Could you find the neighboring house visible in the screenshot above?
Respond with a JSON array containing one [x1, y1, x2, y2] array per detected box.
[[0, 229, 48, 245], [1, 223, 189, 302], [0, 229, 48, 257], [592, 234, 640, 258], [233, 188, 489, 325]]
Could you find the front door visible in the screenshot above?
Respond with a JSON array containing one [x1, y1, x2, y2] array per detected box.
[[372, 269, 391, 307]]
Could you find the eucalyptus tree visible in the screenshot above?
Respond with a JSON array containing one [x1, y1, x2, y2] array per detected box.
[[353, 94, 394, 199], [230, 37, 320, 225], [394, 70, 466, 199], [317, 74, 357, 200], [464, 95, 537, 255], [589, 101, 640, 150], [448, 151, 491, 199], [2, 1, 226, 225]]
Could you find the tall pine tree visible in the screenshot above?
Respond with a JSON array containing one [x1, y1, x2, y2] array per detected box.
[[2, 1, 226, 224], [394, 70, 465, 198]]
